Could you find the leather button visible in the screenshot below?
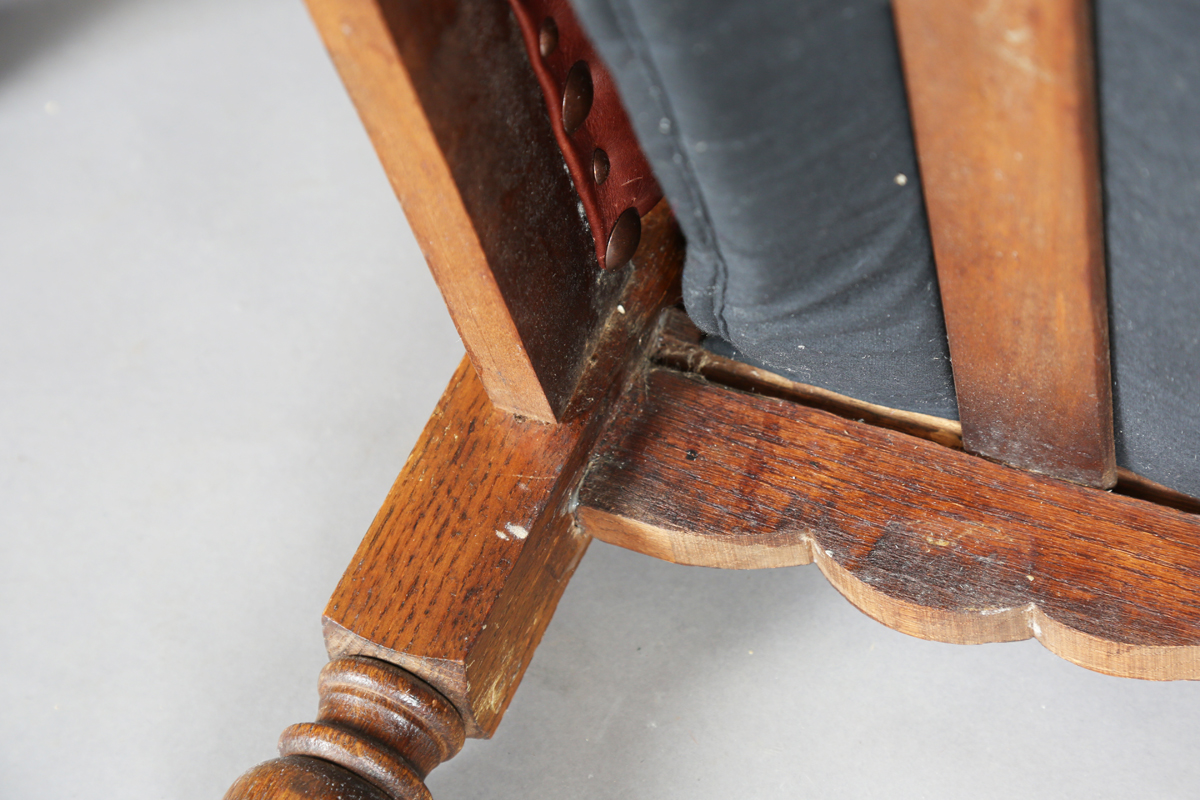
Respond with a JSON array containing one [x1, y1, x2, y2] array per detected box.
[[592, 149, 610, 185], [605, 207, 641, 270], [539, 17, 558, 58], [561, 61, 593, 135]]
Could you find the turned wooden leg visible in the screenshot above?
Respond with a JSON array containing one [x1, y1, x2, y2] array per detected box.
[[224, 211, 681, 797], [226, 657, 464, 800], [223, 358, 596, 800]]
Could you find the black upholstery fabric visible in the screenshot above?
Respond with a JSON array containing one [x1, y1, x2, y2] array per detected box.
[[570, 0, 958, 418], [572, 0, 1199, 497], [1098, 0, 1200, 497]]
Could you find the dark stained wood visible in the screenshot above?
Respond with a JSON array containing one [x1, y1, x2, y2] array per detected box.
[[654, 308, 965, 450], [576, 367, 1200, 679], [306, 0, 631, 421], [654, 308, 1200, 514], [226, 657, 463, 800], [322, 206, 683, 737], [226, 757, 391, 800], [893, 0, 1116, 487]]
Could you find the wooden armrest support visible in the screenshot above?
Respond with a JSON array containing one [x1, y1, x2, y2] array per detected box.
[[306, 0, 639, 422]]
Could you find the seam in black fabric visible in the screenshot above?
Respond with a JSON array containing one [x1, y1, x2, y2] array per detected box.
[[604, 0, 733, 341]]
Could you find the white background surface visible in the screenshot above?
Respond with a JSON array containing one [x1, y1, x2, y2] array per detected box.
[[2, 0, 1198, 798]]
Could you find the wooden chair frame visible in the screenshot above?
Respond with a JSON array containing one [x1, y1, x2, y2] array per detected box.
[[225, 2, 1200, 798]]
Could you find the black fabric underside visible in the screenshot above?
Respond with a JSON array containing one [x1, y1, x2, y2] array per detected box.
[[570, 0, 958, 419], [1098, 0, 1200, 498], [571, 0, 1200, 497]]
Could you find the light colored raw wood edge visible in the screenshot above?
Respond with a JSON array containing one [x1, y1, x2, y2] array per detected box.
[[305, 0, 555, 421], [662, 348, 964, 448], [655, 308, 964, 449], [576, 507, 1200, 680]]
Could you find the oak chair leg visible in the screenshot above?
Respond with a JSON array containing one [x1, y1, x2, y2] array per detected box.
[[225, 657, 464, 800], [220, 200, 680, 798]]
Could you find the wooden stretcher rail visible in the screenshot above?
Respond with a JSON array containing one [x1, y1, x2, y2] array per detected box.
[[575, 356, 1200, 681]]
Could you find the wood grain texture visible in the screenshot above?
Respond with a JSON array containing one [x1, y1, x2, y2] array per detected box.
[[323, 207, 683, 737], [654, 308, 1200, 514], [226, 658, 464, 800], [306, 0, 628, 421], [226, 756, 392, 800], [576, 367, 1200, 679], [894, 0, 1115, 487], [323, 356, 586, 738], [654, 308, 965, 450]]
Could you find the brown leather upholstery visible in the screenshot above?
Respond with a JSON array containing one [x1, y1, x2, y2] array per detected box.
[[507, 0, 662, 269]]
